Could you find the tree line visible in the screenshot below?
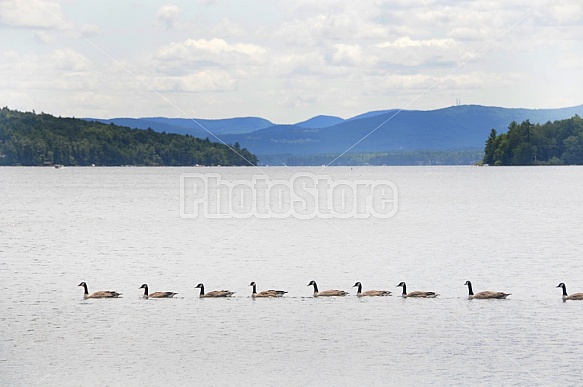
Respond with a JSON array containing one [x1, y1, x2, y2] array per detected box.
[[483, 115, 583, 165], [261, 149, 483, 166], [0, 107, 257, 166]]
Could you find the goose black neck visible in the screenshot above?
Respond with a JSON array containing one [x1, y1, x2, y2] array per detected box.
[[401, 283, 407, 296], [82, 283, 88, 295], [252, 283, 257, 294], [356, 283, 362, 293], [311, 282, 319, 293], [562, 285, 568, 296], [198, 285, 205, 295], [466, 282, 474, 296], [142, 285, 149, 296]]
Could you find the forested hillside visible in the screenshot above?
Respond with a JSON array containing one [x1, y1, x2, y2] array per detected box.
[[483, 115, 583, 165], [0, 108, 257, 166]]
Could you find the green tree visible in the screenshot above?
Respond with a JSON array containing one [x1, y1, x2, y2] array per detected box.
[[0, 108, 258, 166], [483, 129, 497, 165], [483, 115, 583, 166]]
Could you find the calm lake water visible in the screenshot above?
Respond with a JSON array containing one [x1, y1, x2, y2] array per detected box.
[[2, 166, 583, 386]]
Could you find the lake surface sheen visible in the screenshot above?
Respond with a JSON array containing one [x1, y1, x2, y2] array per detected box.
[[2, 166, 583, 386]]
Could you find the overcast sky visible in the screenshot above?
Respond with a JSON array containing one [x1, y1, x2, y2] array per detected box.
[[0, 0, 581, 123]]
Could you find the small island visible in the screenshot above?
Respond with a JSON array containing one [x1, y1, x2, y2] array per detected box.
[[483, 115, 583, 166], [0, 107, 257, 167]]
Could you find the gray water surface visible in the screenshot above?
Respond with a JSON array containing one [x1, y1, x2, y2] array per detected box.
[[1, 166, 582, 386]]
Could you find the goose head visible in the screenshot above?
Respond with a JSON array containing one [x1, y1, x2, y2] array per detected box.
[[78, 282, 86, 287], [139, 284, 148, 289], [249, 282, 256, 287], [396, 282, 406, 288], [307, 280, 317, 287], [464, 281, 472, 286], [353, 282, 362, 287], [195, 283, 204, 289], [556, 283, 566, 289]]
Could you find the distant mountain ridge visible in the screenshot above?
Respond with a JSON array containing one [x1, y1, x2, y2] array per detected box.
[[294, 115, 344, 129], [221, 104, 583, 156], [347, 110, 400, 121], [86, 104, 583, 163], [89, 116, 273, 137]]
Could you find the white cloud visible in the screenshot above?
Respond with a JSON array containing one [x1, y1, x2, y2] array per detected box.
[[271, 52, 353, 78], [154, 38, 267, 75], [326, 44, 364, 66], [0, 49, 97, 93], [540, 1, 583, 24], [273, 7, 387, 46], [448, 27, 489, 41], [378, 37, 457, 49], [183, 38, 264, 57], [0, 0, 65, 29], [0, 1, 581, 122], [375, 36, 463, 67], [51, 48, 91, 72], [156, 4, 180, 29], [79, 23, 101, 37], [33, 30, 56, 44], [148, 70, 238, 93]]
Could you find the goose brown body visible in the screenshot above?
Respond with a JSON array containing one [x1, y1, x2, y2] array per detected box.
[[557, 283, 583, 300], [139, 284, 177, 298], [249, 282, 287, 298], [353, 282, 392, 297], [195, 283, 235, 298], [307, 280, 348, 297], [78, 282, 121, 299], [465, 281, 510, 299], [396, 282, 437, 298]]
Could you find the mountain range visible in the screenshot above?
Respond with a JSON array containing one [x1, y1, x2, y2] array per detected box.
[[88, 104, 583, 164]]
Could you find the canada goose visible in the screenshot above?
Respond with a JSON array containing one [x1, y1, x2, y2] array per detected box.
[[464, 281, 510, 299], [307, 280, 348, 297], [556, 283, 583, 301], [195, 283, 234, 298], [249, 282, 287, 298], [353, 282, 391, 297], [396, 282, 437, 298], [139, 284, 177, 299], [78, 282, 121, 299]]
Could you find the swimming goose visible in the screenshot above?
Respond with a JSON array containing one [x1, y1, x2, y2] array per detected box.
[[556, 283, 583, 301], [78, 282, 121, 299], [396, 282, 438, 298], [464, 281, 510, 299], [307, 280, 348, 297], [249, 282, 287, 298], [195, 283, 235, 298], [139, 284, 177, 299], [353, 282, 392, 297]]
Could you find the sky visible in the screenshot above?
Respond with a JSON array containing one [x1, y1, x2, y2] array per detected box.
[[0, 0, 582, 124]]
